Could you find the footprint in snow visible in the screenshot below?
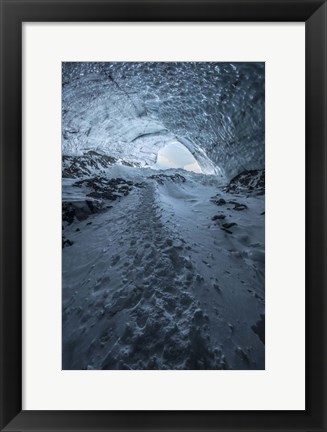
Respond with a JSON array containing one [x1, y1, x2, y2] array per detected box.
[[111, 255, 120, 266]]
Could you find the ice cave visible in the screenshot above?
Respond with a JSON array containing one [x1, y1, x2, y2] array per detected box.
[[62, 62, 265, 370]]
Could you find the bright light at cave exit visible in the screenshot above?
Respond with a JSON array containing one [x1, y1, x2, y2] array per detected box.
[[155, 142, 202, 173]]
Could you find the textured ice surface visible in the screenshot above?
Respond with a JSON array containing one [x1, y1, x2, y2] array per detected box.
[[62, 62, 264, 179]]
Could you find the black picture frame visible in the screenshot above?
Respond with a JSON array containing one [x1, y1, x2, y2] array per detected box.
[[0, 0, 326, 431]]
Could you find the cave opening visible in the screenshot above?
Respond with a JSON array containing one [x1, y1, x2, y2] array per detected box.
[[154, 141, 202, 174]]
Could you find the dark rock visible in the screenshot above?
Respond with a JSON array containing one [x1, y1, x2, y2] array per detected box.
[[212, 214, 226, 221], [62, 151, 135, 179], [222, 222, 237, 229], [62, 237, 74, 248], [149, 173, 186, 184], [232, 202, 247, 211], [62, 203, 76, 224], [74, 176, 134, 202], [214, 198, 226, 206], [62, 198, 106, 225], [225, 169, 265, 195]]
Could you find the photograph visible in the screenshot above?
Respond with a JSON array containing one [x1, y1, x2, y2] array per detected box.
[[62, 61, 265, 370]]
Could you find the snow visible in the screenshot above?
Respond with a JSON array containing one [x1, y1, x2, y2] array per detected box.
[[62, 166, 264, 370]]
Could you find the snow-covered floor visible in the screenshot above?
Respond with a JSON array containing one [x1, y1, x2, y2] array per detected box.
[[62, 167, 264, 370]]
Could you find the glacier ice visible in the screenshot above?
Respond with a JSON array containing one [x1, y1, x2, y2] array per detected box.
[[62, 62, 264, 179]]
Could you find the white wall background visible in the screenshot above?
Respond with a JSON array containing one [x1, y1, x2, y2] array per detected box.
[[23, 22, 305, 410]]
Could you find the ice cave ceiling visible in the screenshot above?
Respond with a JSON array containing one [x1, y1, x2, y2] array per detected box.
[[62, 62, 265, 180]]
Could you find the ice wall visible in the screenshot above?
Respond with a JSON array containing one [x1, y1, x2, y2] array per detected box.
[[62, 62, 264, 179]]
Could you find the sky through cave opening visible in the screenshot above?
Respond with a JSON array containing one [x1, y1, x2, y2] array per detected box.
[[154, 142, 202, 173]]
